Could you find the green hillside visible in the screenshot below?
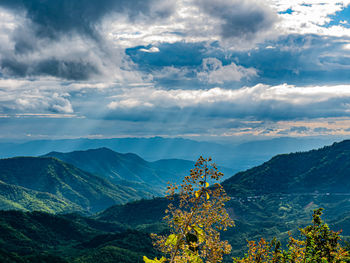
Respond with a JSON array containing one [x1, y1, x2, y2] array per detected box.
[[223, 140, 350, 195], [0, 180, 82, 213], [44, 148, 166, 186], [44, 148, 233, 195], [0, 210, 158, 263], [0, 157, 151, 213]]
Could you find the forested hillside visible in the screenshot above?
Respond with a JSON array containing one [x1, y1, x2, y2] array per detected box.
[[223, 140, 350, 195], [44, 148, 200, 195], [0, 157, 150, 213], [0, 210, 158, 263]]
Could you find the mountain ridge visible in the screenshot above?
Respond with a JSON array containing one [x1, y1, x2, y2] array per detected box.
[[43, 147, 234, 195], [0, 136, 337, 170], [223, 139, 350, 195], [0, 156, 151, 213]]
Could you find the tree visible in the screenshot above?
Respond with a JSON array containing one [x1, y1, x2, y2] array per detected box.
[[144, 156, 234, 263], [233, 208, 348, 263]]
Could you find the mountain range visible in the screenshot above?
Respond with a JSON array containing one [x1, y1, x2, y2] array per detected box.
[[43, 148, 202, 195], [0, 136, 337, 171], [2, 140, 350, 261], [0, 147, 233, 213], [95, 140, 350, 256]]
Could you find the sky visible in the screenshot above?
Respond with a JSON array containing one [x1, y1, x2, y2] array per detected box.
[[1, 0, 350, 141]]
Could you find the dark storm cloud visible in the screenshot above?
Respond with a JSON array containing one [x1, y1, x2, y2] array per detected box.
[[1, 58, 98, 80], [0, 0, 173, 39], [197, 0, 277, 40], [0, 0, 174, 80], [228, 34, 350, 86]]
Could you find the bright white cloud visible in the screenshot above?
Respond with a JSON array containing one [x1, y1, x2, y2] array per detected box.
[[0, 78, 102, 114], [102, 0, 278, 49], [272, 0, 350, 36], [139, 47, 160, 53], [197, 58, 258, 84], [107, 83, 350, 112]]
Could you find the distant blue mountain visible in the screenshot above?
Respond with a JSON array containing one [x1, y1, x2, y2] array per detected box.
[[0, 136, 339, 171], [43, 147, 234, 195]]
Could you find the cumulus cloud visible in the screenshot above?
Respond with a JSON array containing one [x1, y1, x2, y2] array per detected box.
[[2, 88, 73, 114], [197, 58, 258, 84], [0, 78, 95, 115], [273, 1, 350, 36]]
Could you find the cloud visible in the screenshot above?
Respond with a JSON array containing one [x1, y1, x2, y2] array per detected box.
[[4, 89, 73, 114], [0, 2, 169, 81], [0, 0, 174, 39], [0, 32, 132, 81], [124, 34, 350, 88], [0, 78, 80, 114], [229, 34, 350, 85], [197, 0, 277, 43], [197, 58, 257, 84], [3, 76, 350, 138], [139, 46, 160, 53], [274, 1, 350, 36], [1, 57, 99, 80], [289, 126, 310, 133], [105, 83, 350, 121], [3, 0, 349, 84], [313, 127, 333, 133]]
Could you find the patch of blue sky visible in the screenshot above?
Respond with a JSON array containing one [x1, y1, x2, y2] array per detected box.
[[325, 4, 350, 28], [125, 42, 207, 68], [278, 8, 293, 15]]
